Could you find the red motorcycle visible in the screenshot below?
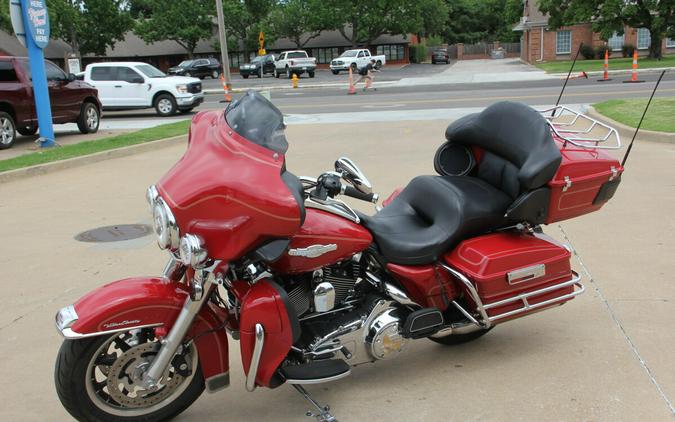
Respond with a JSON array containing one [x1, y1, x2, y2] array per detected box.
[[54, 92, 623, 422]]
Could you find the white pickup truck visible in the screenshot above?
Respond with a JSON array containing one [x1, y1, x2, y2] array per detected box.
[[83, 62, 204, 116], [274, 50, 317, 78], [329, 49, 386, 74]]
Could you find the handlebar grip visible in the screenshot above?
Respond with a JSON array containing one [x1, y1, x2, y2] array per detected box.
[[343, 185, 378, 204]]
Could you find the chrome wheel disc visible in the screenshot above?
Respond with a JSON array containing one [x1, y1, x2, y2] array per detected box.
[[85, 331, 197, 417], [0, 117, 13, 145], [158, 99, 172, 114], [86, 107, 98, 130]]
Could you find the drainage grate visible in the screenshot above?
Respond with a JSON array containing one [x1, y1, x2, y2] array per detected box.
[[75, 224, 153, 243]]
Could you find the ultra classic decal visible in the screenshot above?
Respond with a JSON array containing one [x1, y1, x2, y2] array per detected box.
[[288, 244, 338, 258]]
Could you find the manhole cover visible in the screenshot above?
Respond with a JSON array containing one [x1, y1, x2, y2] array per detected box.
[[75, 224, 153, 243]]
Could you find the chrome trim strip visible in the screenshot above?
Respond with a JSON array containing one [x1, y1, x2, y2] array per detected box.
[[58, 323, 164, 339], [285, 369, 352, 385], [246, 323, 265, 392], [507, 264, 546, 285], [306, 197, 360, 224]]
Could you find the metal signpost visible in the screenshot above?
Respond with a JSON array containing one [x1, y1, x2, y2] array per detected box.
[[9, 0, 56, 147]]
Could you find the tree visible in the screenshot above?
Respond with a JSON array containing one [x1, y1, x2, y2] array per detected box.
[[268, 0, 333, 48], [538, 0, 674, 59], [417, 0, 449, 40], [134, 0, 214, 58], [220, 0, 276, 59], [47, 0, 133, 56], [327, 0, 422, 48], [442, 0, 521, 44], [0, 0, 11, 33]]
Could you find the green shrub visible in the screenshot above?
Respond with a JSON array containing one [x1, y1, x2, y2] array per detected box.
[[409, 44, 428, 63], [595, 45, 611, 59], [580, 44, 595, 59], [427, 35, 444, 47], [622, 44, 635, 58]]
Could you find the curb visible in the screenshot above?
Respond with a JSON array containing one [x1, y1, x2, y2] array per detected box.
[[203, 81, 398, 94], [0, 134, 187, 184], [551, 67, 673, 78], [586, 106, 675, 145]]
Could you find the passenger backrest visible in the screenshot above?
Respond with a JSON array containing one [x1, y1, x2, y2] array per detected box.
[[444, 101, 561, 199]]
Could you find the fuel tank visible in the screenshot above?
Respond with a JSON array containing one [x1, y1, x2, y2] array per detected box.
[[271, 209, 373, 274]]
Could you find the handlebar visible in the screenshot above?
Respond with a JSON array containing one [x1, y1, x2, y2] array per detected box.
[[342, 184, 379, 204]]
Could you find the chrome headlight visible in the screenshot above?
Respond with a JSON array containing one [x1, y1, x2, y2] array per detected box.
[[176, 84, 188, 94], [147, 185, 179, 250], [179, 233, 208, 268]]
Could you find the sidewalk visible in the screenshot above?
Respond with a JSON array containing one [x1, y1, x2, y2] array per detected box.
[[0, 120, 673, 421]]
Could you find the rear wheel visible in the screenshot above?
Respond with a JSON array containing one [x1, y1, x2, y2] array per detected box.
[[274, 69, 280, 78], [211, 70, 219, 79], [0, 112, 16, 149], [77, 102, 100, 134], [429, 327, 493, 345], [55, 330, 204, 422], [350, 63, 357, 72]]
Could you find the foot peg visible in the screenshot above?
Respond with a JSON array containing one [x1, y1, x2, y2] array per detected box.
[[281, 359, 351, 384], [402, 308, 444, 339]]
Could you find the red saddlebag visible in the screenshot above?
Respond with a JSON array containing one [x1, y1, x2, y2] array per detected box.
[[444, 232, 580, 324], [546, 144, 623, 224]]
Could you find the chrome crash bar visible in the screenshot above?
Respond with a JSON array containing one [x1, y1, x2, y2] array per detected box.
[[539, 105, 621, 150], [441, 264, 584, 329]]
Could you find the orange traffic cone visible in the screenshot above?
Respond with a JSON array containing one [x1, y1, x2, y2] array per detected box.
[[597, 49, 612, 82], [347, 67, 356, 95], [567, 71, 588, 80], [623, 50, 644, 83], [220, 74, 232, 102]]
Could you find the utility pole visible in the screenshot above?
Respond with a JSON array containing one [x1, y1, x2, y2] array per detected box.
[[215, 0, 232, 91]]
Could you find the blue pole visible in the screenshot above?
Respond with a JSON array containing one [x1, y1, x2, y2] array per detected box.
[[20, 0, 55, 148]]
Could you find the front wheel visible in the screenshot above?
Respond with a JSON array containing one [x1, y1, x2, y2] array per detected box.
[[212, 70, 220, 79], [77, 102, 100, 134], [331, 70, 339, 75], [308, 71, 315, 78], [154, 94, 177, 117], [55, 330, 204, 422]]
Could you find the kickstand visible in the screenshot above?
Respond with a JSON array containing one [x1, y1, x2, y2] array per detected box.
[[292, 384, 338, 422]]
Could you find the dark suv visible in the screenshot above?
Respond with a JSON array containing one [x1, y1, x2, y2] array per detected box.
[[168, 58, 222, 79], [0, 57, 102, 149]]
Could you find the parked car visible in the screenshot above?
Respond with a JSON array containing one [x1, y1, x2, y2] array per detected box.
[[0, 56, 102, 149], [83, 62, 203, 117], [274, 50, 317, 78], [239, 54, 276, 79], [432, 48, 450, 64], [168, 58, 222, 79], [330, 49, 386, 74]]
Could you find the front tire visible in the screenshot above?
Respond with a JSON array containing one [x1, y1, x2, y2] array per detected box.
[[77, 102, 100, 134], [55, 331, 204, 422], [308, 71, 315, 78], [286, 66, 292, 78], [331, 70, 339, 75], [154, 94, 177, 117], [212, 71, 219, 79]]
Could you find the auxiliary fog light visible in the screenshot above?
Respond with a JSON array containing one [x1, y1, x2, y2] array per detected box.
[[179, 233, 208, 268]]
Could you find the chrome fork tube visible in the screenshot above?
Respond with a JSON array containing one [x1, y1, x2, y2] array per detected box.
[[142, 263, 216, 389]]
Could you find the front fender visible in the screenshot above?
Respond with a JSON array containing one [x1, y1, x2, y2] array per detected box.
[[56, 277, 229, 392]]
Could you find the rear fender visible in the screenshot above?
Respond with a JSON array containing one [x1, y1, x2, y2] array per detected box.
[[57, 277, 229, 391]]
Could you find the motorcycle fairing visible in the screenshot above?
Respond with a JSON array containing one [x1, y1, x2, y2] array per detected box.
[[239, 279, 300, 388], [62, 277, 229, 386]]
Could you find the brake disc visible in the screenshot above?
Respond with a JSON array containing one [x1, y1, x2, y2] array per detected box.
[[106, 342, 186, 408]]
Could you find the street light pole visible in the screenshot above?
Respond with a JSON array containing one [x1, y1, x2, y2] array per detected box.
[[215, 0, 231, 91]]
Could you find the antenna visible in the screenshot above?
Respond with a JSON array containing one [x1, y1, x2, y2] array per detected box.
[[621, 70, 667, 167], [553, 42, 583, 114]]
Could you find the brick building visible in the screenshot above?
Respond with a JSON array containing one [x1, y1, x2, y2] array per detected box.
[[514, 0, 675, 62]]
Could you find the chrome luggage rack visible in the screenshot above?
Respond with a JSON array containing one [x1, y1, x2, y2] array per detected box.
[[441, 264, 584, 329], [538, 105, 621, 150]]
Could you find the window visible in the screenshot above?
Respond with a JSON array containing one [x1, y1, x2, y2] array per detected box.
[[376, 44, 405, 61], [45, 61, 67, 81], [556, 30, 572, 54], [311, 47, 339, 64], [90, 66, 112, 81], [0, 61, 18, 82], [357, 51, 365, 58], [287, 52, 307, 59], [118, 67, 142, 83], [667, 38, 675, 48], [608, 32, 624, 51], [637, 28, 651, 50]]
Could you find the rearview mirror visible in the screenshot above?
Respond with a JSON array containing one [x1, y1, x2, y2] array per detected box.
[[335, 157, 372, 194], [67, 73, 76, 82]]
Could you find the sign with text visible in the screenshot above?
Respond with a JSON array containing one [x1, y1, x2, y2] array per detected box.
[[22, 0, 50, 49]]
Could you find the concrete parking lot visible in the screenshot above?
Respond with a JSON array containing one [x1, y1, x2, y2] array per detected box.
[[0, 119, 673, 421]]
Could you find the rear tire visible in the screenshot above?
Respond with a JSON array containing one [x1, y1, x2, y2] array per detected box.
[[429, 327, 493, 345], [0, 111, 17, 149], [274, 69, 280, 78], [77, 102, 100, 134], [55, 334, 204, 422], [350, 63, 357, 72], [212, 70, 220, 79], [154, 94, 177, 117]]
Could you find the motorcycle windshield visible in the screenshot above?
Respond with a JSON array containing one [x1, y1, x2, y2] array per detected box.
[[225, 91, 288, 154]]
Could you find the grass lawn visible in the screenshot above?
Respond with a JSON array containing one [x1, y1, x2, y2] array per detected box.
[[535, 54, 675, 73], [593, 97, 675, 133], [0, 120, 190, 173]]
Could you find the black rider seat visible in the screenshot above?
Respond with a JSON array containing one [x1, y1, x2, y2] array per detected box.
[[359, 175, 511, 265]]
